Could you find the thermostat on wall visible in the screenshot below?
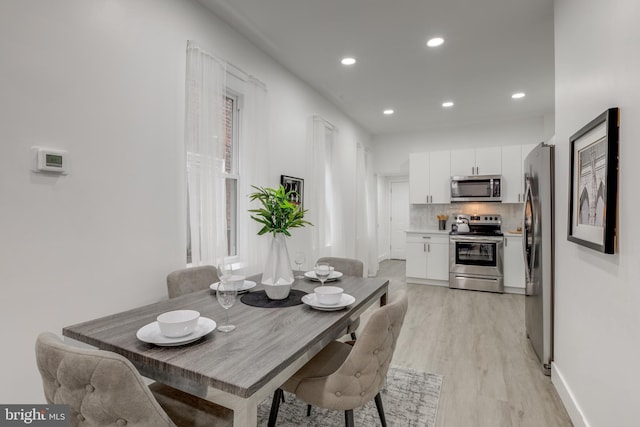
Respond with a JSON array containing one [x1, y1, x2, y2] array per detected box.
[[32, 147, 68, 174]]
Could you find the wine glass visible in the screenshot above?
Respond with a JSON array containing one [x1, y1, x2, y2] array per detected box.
[[217, 259, 233, 283], [216, 280, 237, 332], [294, 252, 306, 279], [314, 262, 331, 287]]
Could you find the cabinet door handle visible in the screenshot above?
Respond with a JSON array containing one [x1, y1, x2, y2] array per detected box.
[[423, 243, 427, 252], [428, 243, 431, 252], [518, 194, 521, 202], [505, 238, 508, 247], [422, 236, 431, 239], [472, 166, 474, 175]]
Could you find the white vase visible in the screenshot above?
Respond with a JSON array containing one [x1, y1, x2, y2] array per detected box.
[[262, 233, 294, 300]]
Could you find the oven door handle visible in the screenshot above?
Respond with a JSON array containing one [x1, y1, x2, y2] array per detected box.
[[450, 236, 503, 244]]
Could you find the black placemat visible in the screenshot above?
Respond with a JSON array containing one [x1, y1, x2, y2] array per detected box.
[[240, 289, 307, 308]]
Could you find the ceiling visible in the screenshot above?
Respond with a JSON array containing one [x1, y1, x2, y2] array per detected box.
[[197, 0, 555, 136]]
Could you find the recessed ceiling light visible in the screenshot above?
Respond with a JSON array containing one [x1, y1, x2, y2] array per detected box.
[[442, 101, 454, 108], [341, 57, 356, 65], [427, 37, 445, 47], [512, 92, 526, 99], [383, 109, 394, 115]]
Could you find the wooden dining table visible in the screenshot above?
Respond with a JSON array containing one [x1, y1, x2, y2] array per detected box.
[[62, 274, 389, 427]]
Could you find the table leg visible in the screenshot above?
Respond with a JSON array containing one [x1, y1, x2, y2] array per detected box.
[[231, 401, 257, 427]]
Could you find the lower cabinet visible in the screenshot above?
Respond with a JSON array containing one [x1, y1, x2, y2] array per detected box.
[[504, 235, 525, 289], [406, 233, 449, 282]]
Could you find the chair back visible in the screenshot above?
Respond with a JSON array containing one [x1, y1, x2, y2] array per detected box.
[[296, 289, 408, 410], [317, 257, 364, 277], [35, 332, 176, 427], [166, 265, 218, 299]]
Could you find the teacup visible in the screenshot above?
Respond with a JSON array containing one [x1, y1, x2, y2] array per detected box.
[[314, 286, 344, 305], [157, 310, 200, 338]]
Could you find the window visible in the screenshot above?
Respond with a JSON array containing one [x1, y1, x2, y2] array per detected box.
[[223, 93, 240, 257], [186, 92, 240, 264]]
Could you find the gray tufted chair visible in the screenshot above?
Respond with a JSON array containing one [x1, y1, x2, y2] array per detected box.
[[166, 265, 219, 299], [317, 257, 365, 340], [317, 257, 364, 278], [35, 332, 230, 427], [268, 289, 408, 427]]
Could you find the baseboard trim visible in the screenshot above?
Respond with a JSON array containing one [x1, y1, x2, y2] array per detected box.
[[504, 286, 525, 295], [551, 363, 590, 427], [406, 277, 449, 287]]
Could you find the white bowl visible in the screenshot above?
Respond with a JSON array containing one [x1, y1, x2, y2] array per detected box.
[[315, 286, 344, 305], [157, 310, 200, 338], [225, 274, 244, 291], [264, 283, 291, 300]]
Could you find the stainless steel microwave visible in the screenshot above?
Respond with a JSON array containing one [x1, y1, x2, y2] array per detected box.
[[450, 175, 502, 202]]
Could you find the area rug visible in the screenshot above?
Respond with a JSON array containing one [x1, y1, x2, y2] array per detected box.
[[256, 366, 443, 426]]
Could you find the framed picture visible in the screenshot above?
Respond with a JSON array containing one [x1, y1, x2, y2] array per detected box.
[[280, 175, 304, 210], [567, 108, 619, 254]]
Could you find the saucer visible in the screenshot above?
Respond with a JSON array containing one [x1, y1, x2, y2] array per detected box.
[[301, 293, 355, 311], [136, 317, 216, 346], [304, 271, 344, 282], [209, 280, 256, 293]]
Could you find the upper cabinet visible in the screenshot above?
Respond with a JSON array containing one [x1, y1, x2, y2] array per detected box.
[[501, 144, 537, 203], [409, 151, 451, 204], [450, 146, 502, 176]]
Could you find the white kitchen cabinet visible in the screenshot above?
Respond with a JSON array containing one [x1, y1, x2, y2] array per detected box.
[[406, 233, 450, 282], [504, 235, 525, 289], [425, 235, 450, 281], [501, 144, 537, 203], [429, 151, 451, 203], [409, 151, 451, 204], [450, 146, 501, 176], [409, 152, 429, 204], [406, 240, 428, 278]]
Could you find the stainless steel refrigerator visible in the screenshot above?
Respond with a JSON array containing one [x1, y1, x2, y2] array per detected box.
[[523, 142, 555, 375]]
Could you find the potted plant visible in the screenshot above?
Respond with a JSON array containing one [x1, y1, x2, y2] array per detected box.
[[249, 185, 312, 299]]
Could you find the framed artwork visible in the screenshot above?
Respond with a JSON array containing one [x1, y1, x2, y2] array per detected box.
[[280, 175, 304, 209], [567, 108, 619, 254]]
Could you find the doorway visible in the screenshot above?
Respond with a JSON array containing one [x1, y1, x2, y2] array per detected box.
[[390, 181, 409, 259]]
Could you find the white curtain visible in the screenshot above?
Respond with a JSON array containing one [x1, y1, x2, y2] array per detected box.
[[238, 75, 270, 275], [308, 116, 336, 263], [356, 143, 379, 276], [185, 41, 227, 266]]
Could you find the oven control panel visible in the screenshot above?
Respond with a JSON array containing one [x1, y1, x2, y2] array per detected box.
[[469, 214, 502, 225]]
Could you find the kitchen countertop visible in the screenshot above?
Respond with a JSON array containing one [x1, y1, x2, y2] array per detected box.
[[407, 229, 523, 237], [405, 229, 451, 235]]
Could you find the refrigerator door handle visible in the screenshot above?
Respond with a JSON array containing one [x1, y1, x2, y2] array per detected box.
[[523, 177, 536, 295]]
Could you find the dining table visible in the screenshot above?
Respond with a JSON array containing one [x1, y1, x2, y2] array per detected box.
[[62, 273, 389, 427]]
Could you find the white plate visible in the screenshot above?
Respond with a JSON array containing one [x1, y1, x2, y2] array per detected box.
[[136, 317, 216, 346], [301, 293, 355, 311], [304, 270, 344, 282], [209, 280, 256, 293]]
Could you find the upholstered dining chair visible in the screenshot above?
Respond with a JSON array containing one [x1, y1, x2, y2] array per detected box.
[[166, 265, 218, 299], [317, 256, 364, 278], [267, 289, 408, 427], [317, 256, 365, 339], [35, 332, 231, 427]]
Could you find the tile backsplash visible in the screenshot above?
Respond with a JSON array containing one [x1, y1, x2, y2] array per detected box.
[[410, 203, 523, 232]]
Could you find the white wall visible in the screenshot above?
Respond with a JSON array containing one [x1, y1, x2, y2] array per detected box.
[[371, 116, 547, 176], [0, 0, 370, 403], [553, 0, 640, 426]]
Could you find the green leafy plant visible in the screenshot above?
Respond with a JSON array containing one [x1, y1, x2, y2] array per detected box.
[[248, 185, 312, 236]]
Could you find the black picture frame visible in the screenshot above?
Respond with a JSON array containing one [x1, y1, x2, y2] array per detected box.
[[567, 108, 619, 254], [280, 175, 304, 210]]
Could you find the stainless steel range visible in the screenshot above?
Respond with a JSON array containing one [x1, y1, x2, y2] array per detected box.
[[449, 214, 504, 293]]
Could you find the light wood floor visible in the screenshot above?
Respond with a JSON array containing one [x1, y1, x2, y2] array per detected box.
[[367, 260, 573, 427]]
